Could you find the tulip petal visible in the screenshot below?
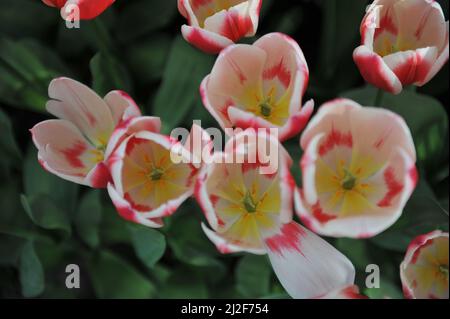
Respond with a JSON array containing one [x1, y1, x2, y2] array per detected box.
[[107, 183, 164, 228], [421, 22, 449, 86], [104, 116, 161, 159], [31, 119, 97, 181], [201, 223, 266, 255], [46, 77, 115, 147], [181, 25, 234, 54], [263, 221, 355, 299], [103, 90, 142, 124], [61, 0, 115, 20], [353, 45, 402, 94], [204, 2, 254, 42]]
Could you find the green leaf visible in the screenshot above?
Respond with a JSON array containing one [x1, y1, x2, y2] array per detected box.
[[364, 277, 404, 299], [75, 191, 102, 249], [129, 224, 166, 269], [0, 109, 21, 174], [335, 238, 372, 271], [342, 86, 448, 170], [0, 0, 57, 39], [88, 251, 155, 298], [90, 52, 133, 97], [0, 235, 25, 266], [235, 255, 272, 298], [23, 145, 78, 211], [168, 210, 223, 268], [21, 194, 71, 238], [0, 38, 68, 112], [151, 37, 215, 131], [160, 266, 209, 299], [125, 33, 172, 85], [99, 202, 131, 244], [116, 0, 177, 43], [19, 241, 45, 298]]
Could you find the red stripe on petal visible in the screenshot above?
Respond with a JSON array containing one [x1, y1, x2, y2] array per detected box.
[[353, 50, 400, 94], [220, 12, 253, 42], [263, 58, 291, 88], [90, 162, 111, 188], [374, 11, 398, 39], [61, 141, 87, 168], [312, 202, 337, 224], [124, 192, 152, 212], [318, 129, 353, 156], [187, 28, 227, 54], [265, 222, 306, 256], [377, 167, 404, 207]]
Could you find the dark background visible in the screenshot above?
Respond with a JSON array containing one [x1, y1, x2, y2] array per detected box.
[[0, 0, 448, 298]]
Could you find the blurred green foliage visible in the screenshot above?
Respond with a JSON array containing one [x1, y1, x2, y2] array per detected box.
[[0, 0, 448, 299]]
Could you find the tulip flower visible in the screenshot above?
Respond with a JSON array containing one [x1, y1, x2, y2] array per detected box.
[[107, 124, 211, 228], [178, 0, 262, 54], [353, 0, 449, 94], [201, 33, 314, 142], [42, 0, 114, 20], [295, 99, 417, 238], [400, 230, 449, 299], [31, 77, 160, 188], [196, 130, 356, 299]]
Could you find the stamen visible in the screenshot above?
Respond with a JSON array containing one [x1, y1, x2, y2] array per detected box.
[[149, 167, 164, 181], [341, 169, 357, 191], [243, 191, 257, 213], [439, 265, 449, 278], [260, 101, 272, 117]]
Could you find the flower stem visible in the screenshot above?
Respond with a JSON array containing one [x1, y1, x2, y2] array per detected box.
[[374, 89, 384, 106]]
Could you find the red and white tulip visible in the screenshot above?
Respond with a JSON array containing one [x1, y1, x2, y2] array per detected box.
[[196, 130, 355, 299], [178, 0, 263, 54], [31, 77, 160, 188], [400, 230, 449, 299], [107, 124, 211, 228], [295, 99, 417, 238], [353, 0, 449, 94], [42, 0, 115, 20], [201, 33, 314, 142]]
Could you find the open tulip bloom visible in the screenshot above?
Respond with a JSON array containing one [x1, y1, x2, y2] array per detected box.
[[31, 78, 161, 188], [178, 0, 262, 54], [353, 0, 449, 94], [196, 130, 356, 299], [201, 33, 314, 142], [42, 0, 115, 20], [107, 124, 212, 228], [400, 230, 449, 299], [295, 99, 418, 238]]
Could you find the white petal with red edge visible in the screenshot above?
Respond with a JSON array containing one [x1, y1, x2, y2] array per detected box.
[[181, 25, 234, 54], [46, 77, 115, 146], [104, 116, 161, 159], [103, 90, 142, 124], [107, 183, 164, 228], [263, 221, 355, 299], [353, 45, 402, 94], [201, 223, 266, 255]]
